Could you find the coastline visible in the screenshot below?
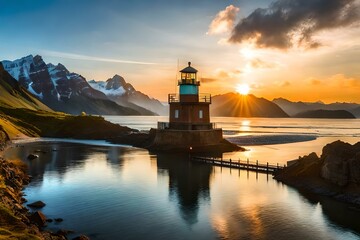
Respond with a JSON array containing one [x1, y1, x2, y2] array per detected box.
[[274, 141, 360, 207], [0, 136, 88, 239]]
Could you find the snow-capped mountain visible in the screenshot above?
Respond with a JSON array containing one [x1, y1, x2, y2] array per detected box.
[[1, 55, 157, 115], [89, 75, 167, 115]]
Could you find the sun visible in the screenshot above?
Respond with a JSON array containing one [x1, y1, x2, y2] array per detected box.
[[236, 83, 250, 95]]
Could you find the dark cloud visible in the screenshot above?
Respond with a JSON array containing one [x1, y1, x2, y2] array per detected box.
[[229, 0, 360, 49]]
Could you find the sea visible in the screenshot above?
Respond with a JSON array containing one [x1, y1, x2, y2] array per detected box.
[[5, 117, 360, 240]]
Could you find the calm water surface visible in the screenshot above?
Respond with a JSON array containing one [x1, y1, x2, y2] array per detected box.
[[105, 116, 360, 164], [5, 117, 360, 239]]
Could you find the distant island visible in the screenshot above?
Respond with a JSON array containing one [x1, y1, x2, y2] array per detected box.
[[273, 98, 360, 118], [293, 109, 356, 119]]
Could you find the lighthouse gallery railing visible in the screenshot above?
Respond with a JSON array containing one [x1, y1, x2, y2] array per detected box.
[[168, 93, 211, 103]]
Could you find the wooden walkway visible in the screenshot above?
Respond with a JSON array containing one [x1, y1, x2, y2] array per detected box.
[[191, 156, 285, 174]]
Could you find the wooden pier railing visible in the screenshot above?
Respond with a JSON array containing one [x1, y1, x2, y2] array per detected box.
[[191, 156, 285, 174]]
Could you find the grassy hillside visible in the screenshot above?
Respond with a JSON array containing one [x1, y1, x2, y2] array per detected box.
[[0, 107, 133, 140], [0, 64, 51, 111], [1, 63, 133, 140]]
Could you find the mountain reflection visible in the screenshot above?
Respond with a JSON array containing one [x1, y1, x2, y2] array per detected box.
[[5, 142, 129, 185], [156, 153, 213, 225]]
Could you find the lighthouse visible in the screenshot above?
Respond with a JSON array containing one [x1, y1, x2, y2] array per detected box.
[[168, 62, 212, 130], [148, 62, 238, 153]]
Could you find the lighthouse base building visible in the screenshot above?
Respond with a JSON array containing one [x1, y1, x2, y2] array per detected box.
[[148, 62, 239, 153]]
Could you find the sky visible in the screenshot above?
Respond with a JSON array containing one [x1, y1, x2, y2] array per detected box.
[[1, 0, 359, 103]]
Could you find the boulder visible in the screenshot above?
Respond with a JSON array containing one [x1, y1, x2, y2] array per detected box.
[[27, 154, 39, 160], [72, 235, 90, 240], [321, 154, 349, 186], [27, 200, 46, 208], [29, 211, 47, 227], [349, 152, 360, 184], [320, 140, 360, 187], [57, 229, 75, 236]]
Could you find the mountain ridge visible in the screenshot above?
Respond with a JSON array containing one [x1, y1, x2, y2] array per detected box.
[[89, 75, 167, 115], [2, 55, 160, 115], [273, 97, 360, 118], [211, 93, 289, 118]]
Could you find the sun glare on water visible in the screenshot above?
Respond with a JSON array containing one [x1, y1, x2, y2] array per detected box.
[[236, 84, 250, 95]]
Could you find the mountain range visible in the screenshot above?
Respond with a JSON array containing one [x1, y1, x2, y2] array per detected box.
[[273, 98, 360, 118], [1, 55, 164, 115], [2, 55, 359, 119], [89, 75, 167, 115]]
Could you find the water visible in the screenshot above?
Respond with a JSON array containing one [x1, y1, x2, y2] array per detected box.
[[5, 117, 360, 239], [105, 116, 360, 164]]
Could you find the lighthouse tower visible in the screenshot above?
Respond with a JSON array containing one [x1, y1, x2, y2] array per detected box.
[[168, 62, 212, 130], [149, 62, 234, 152]]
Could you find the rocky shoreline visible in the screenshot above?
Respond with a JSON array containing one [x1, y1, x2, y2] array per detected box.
[[0, 132, 89, 239], [274, 140, 360, 206]]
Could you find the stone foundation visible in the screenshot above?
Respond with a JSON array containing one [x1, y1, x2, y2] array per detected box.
[[147, 128, 239, 153]]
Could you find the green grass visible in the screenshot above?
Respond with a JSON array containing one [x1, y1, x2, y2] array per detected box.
[[0, 206, 41, 240], [0, 106, 132, 140]]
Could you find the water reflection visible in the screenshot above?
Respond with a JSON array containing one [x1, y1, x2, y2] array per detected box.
[[4, 141, 360, 239], [156, 153, 212, 225], [5, 142, 132, 186]]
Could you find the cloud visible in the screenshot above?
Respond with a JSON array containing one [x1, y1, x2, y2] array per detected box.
[[200, 77, 217, 83], [250, 58, 276, 68], [208, 5, 240, 35], [308, 74, 359, 87], [308, 78, 322, 85], [40, 50, 156, 65], [228, 0, 360, 49], [215, 68, 242, 79], [275, 81, 291, 87], [330, 74, 360, 87]]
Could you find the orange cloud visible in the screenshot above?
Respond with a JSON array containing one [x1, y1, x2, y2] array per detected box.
[[308, 78, 322, 85], [275, 81, 291, 87], [208, 5, 239, 35], [250, 58, 277, 68], [201, 77, 217, 83], [329, 74, 360, 88]]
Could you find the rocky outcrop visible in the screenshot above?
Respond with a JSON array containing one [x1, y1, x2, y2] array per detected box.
[[274, 140, 360, 205], [0, 125, 9, 151], [27, 200, 46, 208], [321, 141, 360, 186]]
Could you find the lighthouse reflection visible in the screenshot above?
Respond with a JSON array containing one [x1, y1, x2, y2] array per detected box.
[[156, 153, 213, 225]]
